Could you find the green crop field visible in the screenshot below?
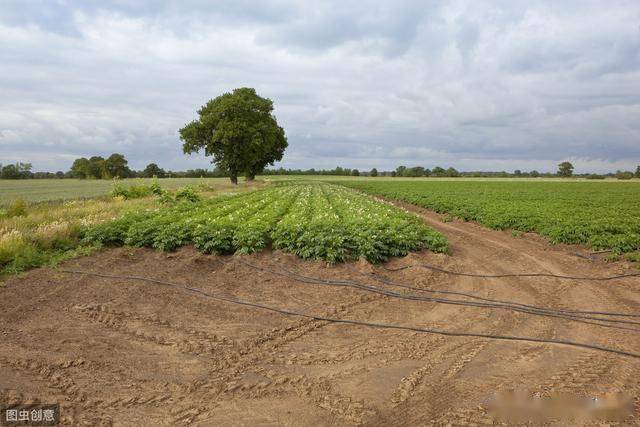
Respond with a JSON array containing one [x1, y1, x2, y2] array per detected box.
[[0, 177, 235, 205], [85, 182, 447, 263], [338, 180, 640, 254]]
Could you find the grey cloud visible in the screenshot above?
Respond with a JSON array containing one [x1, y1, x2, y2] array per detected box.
[[1, 0, 639, 174]]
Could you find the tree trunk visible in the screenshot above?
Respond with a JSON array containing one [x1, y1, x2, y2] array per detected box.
[[246, 173, 255, 182], [230, 174, 238, 185]]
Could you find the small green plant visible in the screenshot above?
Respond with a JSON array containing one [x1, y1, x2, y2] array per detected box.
[[511, 230, 523, 238]]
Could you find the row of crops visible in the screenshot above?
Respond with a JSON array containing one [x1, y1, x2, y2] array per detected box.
[[339, 180, 640, 253], [84, 182, 448, 262]]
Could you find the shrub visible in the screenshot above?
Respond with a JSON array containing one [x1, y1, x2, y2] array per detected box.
[[175, 186, 201, 202], [158, 192, 175, 205], [109, 182, 159, 199], [615, 171, 634, 180]]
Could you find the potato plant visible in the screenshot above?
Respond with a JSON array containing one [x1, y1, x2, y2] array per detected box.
[[339, 180, 640, 254], [83, 183, 447, 262]]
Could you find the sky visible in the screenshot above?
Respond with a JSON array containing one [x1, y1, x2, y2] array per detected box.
[[1, 1, 639, 174]]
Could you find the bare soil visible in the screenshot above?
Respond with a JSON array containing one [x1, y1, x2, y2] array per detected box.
[[1, 204, 639, 425]]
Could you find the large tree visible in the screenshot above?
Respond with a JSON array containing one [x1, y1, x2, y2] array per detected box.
[[88, 156, 106, 179], [179, 88, 288, 184], [0, 162, 32, 179], [104, 153, 131, 178], [70, 158, 91, 178], [142, 163, 166, 178], [557, 161, 574, 177]]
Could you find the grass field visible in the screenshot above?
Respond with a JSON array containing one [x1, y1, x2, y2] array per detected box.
[[339, 180, 640, 254], [0, 177, 238, 204]]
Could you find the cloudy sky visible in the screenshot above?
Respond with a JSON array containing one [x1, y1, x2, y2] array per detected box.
[[1, 1, 639, 173]]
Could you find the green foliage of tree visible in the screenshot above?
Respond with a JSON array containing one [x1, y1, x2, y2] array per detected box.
[[142, 163, 166, 178], [636, 165, 640, 178], [445, 167, 460, 177], [104, 153, 132, 178], [530, 170, 540, 178], [351, 169, 360, 176], [0, 162, 32, 179], [406, 166, 425, 177], [88, 156, 106, 179], [370, 168, 378, 177], [70, 158, 91, 178], [431, 166, 446, 177], [557, 161, 574, 177], [180, 87, 288, 184]]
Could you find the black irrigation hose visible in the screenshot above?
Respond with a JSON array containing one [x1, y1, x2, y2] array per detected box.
[[58, 269, 640, 360], [347, 266, 640, 319], [383, 263, 640, 281], [235, 260, 640, 332]]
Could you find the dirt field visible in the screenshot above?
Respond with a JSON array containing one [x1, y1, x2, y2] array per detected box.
[[1, 204, 639, 425]]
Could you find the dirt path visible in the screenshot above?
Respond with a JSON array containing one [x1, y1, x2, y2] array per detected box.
[[1, 205, 639, 425]]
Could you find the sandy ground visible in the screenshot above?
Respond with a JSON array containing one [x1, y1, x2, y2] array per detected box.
[[1, 205, 640, 426]]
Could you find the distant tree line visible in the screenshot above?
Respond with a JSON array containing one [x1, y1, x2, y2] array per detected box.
[[2, 157, 639, 180], [263, 163, 640, 179], [0, 154, 228, 180]]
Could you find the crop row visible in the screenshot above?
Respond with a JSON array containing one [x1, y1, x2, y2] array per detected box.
[[339, 180, 640, 253], [83, 183, 448, 262]]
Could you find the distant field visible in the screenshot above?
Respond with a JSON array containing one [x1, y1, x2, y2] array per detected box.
[[339, 180, 640, 253], [261, 175, 637, 182], [0, 177, 235, 204], [2, 175, 638, 204]]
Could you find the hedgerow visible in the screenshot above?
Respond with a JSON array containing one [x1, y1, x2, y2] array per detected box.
[[83, 183, 447, 262]]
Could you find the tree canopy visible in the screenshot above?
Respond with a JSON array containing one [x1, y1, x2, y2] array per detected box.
[[104, 153, 132, 178], [557, 161, 574, 177], [0, 162, 32, 179], [142, 163, 166, 178], [179, 87, 288, 184], [70, 154, 131, 179]]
